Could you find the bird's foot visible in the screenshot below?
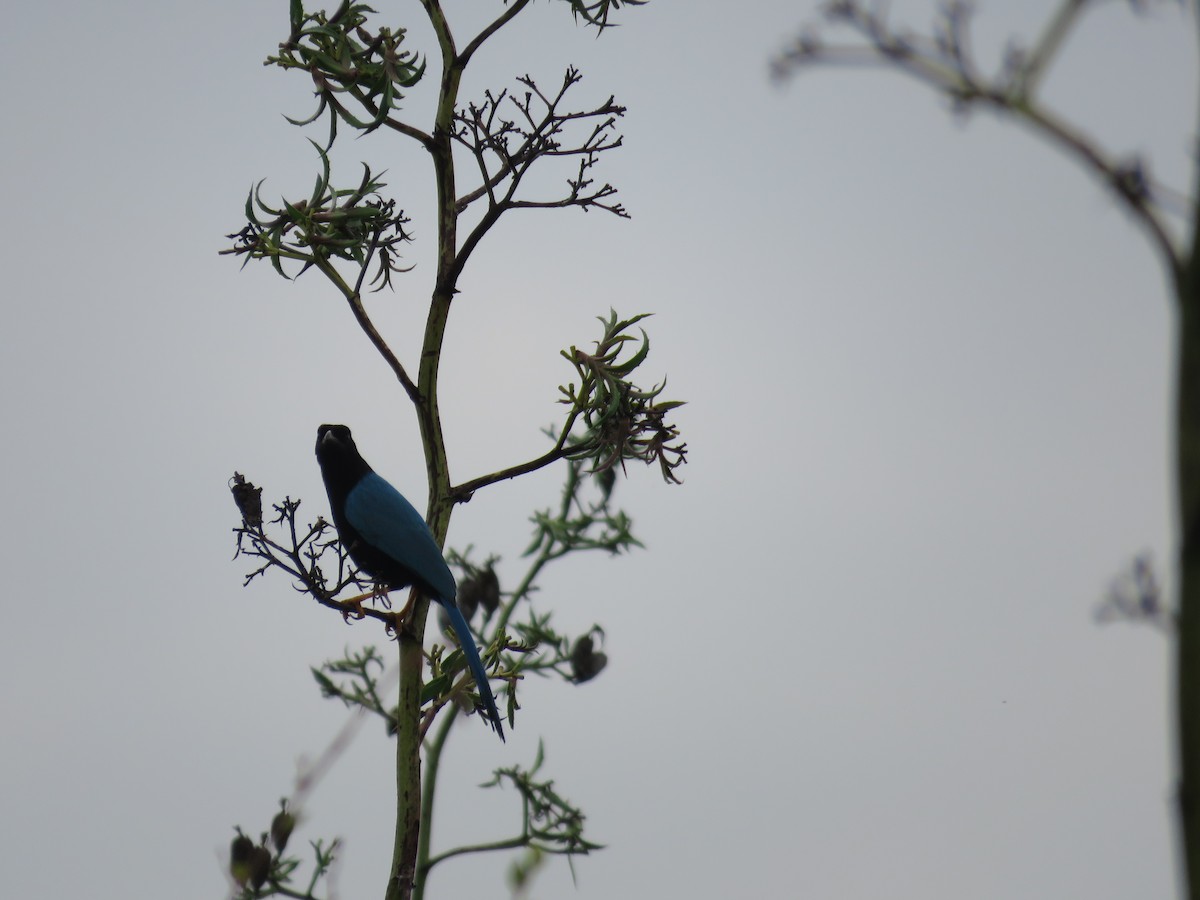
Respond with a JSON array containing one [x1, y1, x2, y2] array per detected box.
[[371, 582, 393, 610], [333, 590, 372, 622]]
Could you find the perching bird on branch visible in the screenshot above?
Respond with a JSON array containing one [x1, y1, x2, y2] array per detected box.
[[315, 423, 505, 740]]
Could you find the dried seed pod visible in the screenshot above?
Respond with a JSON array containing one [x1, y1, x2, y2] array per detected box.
[[571, 633, 608, 684], [271, 802, 295, 853], [230, 831, 256, 887], [248, 844, 272, 890], [230, 472, 263, 528]]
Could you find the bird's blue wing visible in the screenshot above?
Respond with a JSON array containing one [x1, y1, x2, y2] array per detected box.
[[346, 473, 504, 739], [344, 472, 457, 601]]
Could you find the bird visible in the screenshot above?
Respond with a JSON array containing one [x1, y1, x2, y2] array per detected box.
[[315, 423, 505, 740]]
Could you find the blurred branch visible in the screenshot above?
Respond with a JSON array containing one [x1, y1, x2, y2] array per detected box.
[[772, 0, 1187, 276], [1096, 552, 1172, 632], [775, 1, 1199, 894]]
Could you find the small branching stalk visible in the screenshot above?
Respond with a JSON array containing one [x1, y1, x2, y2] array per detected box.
[[419, 740, 602, 882], [230, 474, 395, 625], [313, 647, 395, 726], [454, 67, 628, 219]]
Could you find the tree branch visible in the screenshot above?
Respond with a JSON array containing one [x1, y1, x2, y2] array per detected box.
[[312, 256, 421, 402], [449, 436, 579, 504], [458, 0, 535, 68]]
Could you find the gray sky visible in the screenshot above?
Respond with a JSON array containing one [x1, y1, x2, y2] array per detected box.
[[1, 1, 1192, 897]]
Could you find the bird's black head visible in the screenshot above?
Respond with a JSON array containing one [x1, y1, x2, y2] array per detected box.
[[315, 424, 373, 498]]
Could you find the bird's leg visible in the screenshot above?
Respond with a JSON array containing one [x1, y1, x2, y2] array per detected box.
[[391, 588, 418, 631], [332, 584, 395, 621]]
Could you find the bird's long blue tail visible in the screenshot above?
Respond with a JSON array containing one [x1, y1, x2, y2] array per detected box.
[[440, 600, 505, 741]]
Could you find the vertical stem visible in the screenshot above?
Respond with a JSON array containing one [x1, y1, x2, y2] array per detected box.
[[1175, 10, 1200, 895], [418, 0, 463, 508], [387, 4, 463, 898], [1181, 290, 1200, 899], [413, 707, 460, 900], [1180, 261, 1200, 900], [386, 596, 429, 900]]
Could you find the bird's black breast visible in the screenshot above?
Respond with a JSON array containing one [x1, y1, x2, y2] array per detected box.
[[341, 528, 423, 592]]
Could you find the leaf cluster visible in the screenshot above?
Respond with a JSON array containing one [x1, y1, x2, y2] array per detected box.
[[561, 0, 647, 31], [271, 0, 425, 139], [560, 310, 688, 483], [222, 144, 414, 290]]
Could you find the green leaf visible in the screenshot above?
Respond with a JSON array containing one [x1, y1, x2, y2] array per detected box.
[[311, 667, 338, 697], [421, 674, 451, 704], [609, 328, 650, 376]]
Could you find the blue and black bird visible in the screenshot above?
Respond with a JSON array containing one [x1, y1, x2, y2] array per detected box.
[[315, 424, 505, 740]]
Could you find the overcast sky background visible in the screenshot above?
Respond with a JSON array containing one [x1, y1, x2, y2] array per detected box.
[[1, 1, 1195, 898]]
